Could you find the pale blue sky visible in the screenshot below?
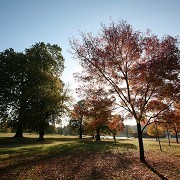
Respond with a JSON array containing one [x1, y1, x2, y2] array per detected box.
[[0, 0, 180, 97]]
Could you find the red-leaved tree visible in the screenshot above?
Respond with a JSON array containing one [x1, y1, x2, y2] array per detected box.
[[70, 20, 179, 161], [108, 114, 124, 144], [70, 100, 86, 138], [85, 93, 114, 141]]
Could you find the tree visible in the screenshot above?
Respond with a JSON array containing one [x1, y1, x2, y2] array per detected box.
[[74, 70, 116, 140], [24, 42, 65, 141], [70, 100, 86, 138], [158, 120, 172, 146], [108, 114, 124, 144], [0, 49, 29, 138], [162, 108, 180, 144], [147, 123, 164, 138], [0, 43, 65, 140], [84, 91, 114, 141], [70, 20, 179, 161], [124, 125, 135, 138], [46, 124, 57, 134]]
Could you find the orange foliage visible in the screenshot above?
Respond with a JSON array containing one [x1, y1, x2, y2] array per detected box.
[[108, 115, 124, 133]]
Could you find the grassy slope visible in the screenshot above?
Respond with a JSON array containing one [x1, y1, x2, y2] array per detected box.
[[0, 133, 179, 179]]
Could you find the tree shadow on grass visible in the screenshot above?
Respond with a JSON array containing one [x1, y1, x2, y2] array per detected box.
[[0, 136, 78, 148], [78, 139, 138, 153], [117, 142, 137, 150], [0, 139, 136, 171], [143, 161, 168, 180], [0, 138, 174, 179]]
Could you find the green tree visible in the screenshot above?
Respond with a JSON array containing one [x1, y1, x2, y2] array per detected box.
[[0, 49, 29, 138], [24, 42, 65, 140], [0, 43, 65, 140]]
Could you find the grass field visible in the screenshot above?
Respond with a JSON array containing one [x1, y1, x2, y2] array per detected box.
[[0, 133, 179, 179]]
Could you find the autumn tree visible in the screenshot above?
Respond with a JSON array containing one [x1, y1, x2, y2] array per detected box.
[[83, 88, 114, 141], [70, 100, 86, 138], [162, 108, 180, 144], [147, 123, 164, 138], [108, 114, 124, 144], [70, 20, 179, 161]]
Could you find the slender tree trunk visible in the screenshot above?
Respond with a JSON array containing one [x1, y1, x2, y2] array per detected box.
[[79, 118, 83, 138], [166, 127, 171, 146], [175, 130, 179, 144], [137, 122, 145, 162], [113, 134, 116, 144], [37, 131, 45, 141], [96, 128, 101, 141], [155, 122, 162, 151], [79, 131, 83, 138]]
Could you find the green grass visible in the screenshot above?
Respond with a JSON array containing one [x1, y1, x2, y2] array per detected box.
[[0, 133, 179, 159], [0, 133, 138, 163], [0, 135, 132, 155], [120, 138, 180, 156]]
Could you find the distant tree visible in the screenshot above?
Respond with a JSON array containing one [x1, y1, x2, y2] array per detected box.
[[162, 108, 180, 144], [85, 92, 114, 141], [70, 100, 86, 138], [62, 124, 75, 136], [56, 126, 63, 135], [70, 20, 179, 161], [45, 124, 56, 134], [124, 125, 135, 138], [159, 120, 171, 146], [108, 114, 124, 144], [147, 122, 164, 138], [83, 119, 96, 138]]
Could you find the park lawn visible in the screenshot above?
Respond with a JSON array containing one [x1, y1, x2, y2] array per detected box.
[[0, 134, 179, 179]]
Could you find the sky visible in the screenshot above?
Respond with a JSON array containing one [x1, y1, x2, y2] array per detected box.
[[0, 0, 180, 125]]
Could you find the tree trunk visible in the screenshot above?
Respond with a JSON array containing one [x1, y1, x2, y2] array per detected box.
[[79, 132, 83, 138], [175, 130, 179, 144], [79, 118, 83, 138], [96, 128, 101, 141], [155, 122, 162, 151], [166, 128, 171, 146], [137, 122, 145, 162], [14, 122, 23, 138], [37, 131, 45, 141], [113, 134, 116, 144]]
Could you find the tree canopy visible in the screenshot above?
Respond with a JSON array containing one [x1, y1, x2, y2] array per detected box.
[[70, 20, 180, 161], [0, 42, 66, 140]]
